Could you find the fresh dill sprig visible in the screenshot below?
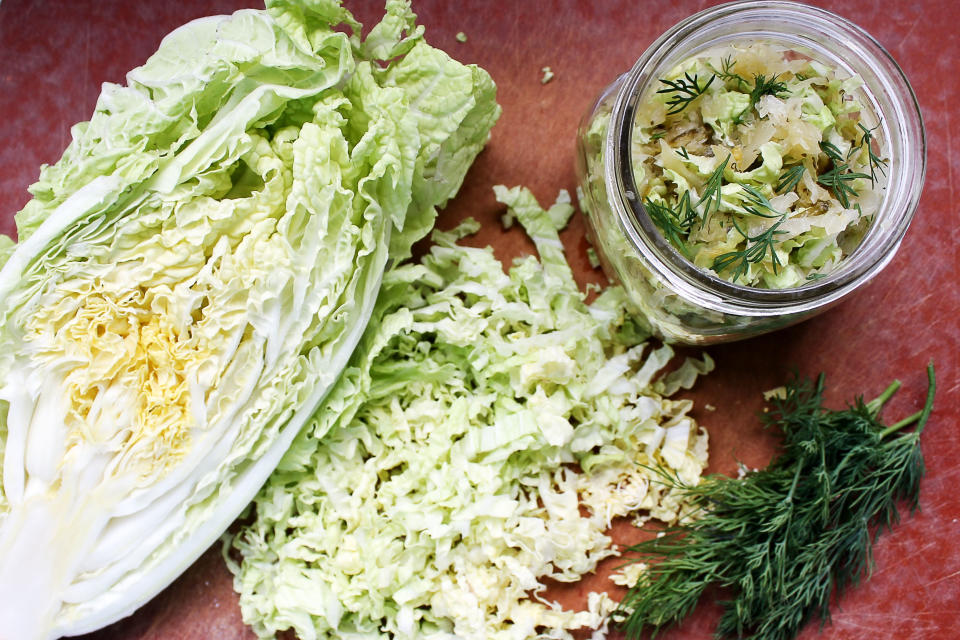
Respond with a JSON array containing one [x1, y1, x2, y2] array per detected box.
[[749, 73, 789, 108], [740, 184, 781, 218], [657, 72, 715, 115], [733, 72, 790, 124], [712, 214, 786, 282], [819, 140, 845, 164], [677, 145, 691, 160], [615, 364, 937, 640], [818, 140, 871, 208], [776, 165, 805, 194], [644, 197, 692, 256], [714, 183, 785, 282], [712, 54, 747, 88], [676, 190, 697, 228], [855, 122, 888, 185], [818, 164, 870, 209], [695, 155, 729, 226]]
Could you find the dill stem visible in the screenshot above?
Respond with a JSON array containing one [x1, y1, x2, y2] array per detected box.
[[866, 380, 901, 416], [879, 364, 936, 438], [879, 410, 924, 438]]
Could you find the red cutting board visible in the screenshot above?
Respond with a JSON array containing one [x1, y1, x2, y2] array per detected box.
[[0, 1, 957, 639]]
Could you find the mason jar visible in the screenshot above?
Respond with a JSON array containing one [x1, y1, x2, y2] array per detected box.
[[575, 0, 925, 345]]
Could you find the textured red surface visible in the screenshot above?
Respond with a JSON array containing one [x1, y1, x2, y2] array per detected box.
[[0, 1, 957, 639]]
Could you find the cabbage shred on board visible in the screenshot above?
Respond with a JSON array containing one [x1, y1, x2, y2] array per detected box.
[[0, 1, 499, 638], [228, 187, 712, 640]]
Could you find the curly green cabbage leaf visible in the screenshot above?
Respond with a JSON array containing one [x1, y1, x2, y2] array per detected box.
[[0, 2, 499, 638], [228, 187, 712, 640]]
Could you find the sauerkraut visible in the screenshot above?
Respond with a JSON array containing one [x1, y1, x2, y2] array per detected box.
[[634, 42, 887, 288]]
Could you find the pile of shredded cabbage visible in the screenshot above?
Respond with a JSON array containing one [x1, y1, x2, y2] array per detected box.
[[228, 186, 712, 640], [633, 42, 886, 288]]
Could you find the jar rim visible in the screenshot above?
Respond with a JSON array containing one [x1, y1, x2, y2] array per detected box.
[[604, 0, 926, 314]]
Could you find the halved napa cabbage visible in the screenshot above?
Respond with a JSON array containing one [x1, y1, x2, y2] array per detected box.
[[0, 1, 499, 638]]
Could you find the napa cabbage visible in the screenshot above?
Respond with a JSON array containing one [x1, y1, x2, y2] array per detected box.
[[0, 1, 499, 638]]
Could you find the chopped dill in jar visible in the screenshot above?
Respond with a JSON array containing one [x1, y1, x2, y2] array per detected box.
[[633, 42, 887, 288]]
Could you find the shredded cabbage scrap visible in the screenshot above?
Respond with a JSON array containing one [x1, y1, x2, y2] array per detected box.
[[228, 187, 712, 640]]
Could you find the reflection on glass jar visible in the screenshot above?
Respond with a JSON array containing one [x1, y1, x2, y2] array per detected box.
[[576, 0, 925, 345]]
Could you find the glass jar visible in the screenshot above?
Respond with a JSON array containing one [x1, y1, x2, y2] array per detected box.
[[575, 0, 925, 344]]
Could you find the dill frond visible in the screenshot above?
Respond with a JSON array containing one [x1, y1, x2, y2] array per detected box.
[[615, 364, 937, 640]]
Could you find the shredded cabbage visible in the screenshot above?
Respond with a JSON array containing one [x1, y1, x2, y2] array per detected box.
[[228, 187, 712, 640], [0, 2, 499, 638]]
